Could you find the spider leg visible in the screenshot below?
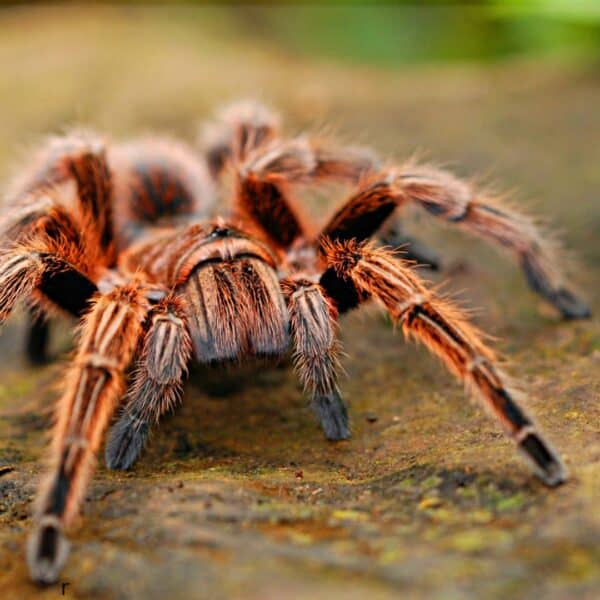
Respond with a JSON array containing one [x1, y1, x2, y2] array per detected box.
[[321, 166, 590, 319], [201, 100, 379, 250], [60, 138, 114, 254], [198, 99, 281, 179], [233, 138, 315, 249], [0, 202, 99, 357], [283, 279, 349, 440], [1, 134, 116, 360], [27, 283, 149, 584], [4, 131, 115, 258], [322, 239, 566, 487], [0, 246, 97, 326], [233, 137, 385, 250], [200, 99, 379, 184], [105, 296, 192, 470]]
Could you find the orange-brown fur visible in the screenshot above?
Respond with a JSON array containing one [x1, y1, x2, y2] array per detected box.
[[39, 284, 149, 524], [322, 239, 521, 434]]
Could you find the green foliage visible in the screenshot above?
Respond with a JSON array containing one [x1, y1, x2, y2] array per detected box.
[[227, 4, 600, 66]]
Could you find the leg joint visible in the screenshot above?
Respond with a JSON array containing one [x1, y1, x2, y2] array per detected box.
[[78, 353, 119, 372], [396, 293, 426, 318]]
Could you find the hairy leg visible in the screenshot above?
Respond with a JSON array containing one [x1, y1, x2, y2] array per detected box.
[[283, 279, 348, 440], [198, 99, 282, 179], [4, 131, 115, 259], [0, 247, 97, 326], [0, 200, 99, 334], [234, 139, 312, 248], [105, 296, 192, 470], [1, 134, 116, 359], [202, 101, 391, 251], [232, 135, 389, 250], [321, 166, 590, 319], [27, 283, 148, 584], [200, 103, 460, 267], [322, 239, 566, 486], [199, 100, 379, 183]]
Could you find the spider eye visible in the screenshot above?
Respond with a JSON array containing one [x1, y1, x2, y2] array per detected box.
[[210, 226, 230, 238], [145, 289, 166, 304]]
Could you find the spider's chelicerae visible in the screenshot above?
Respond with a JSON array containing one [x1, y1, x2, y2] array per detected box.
[[0, 101, 590, 584]]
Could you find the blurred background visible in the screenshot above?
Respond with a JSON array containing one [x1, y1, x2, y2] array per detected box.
[[1, 3, 599, 600]]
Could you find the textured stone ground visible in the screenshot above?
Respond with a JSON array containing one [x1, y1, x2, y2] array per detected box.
[[0, 7, 598, 600]]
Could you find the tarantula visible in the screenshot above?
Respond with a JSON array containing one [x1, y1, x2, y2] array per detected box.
[[0, 101, 589, 584]]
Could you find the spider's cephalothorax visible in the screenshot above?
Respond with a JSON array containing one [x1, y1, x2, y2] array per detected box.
[[0, 102, 590, 584]]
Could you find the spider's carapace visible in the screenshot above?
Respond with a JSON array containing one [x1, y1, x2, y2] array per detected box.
[[0, 101, 590, 584]]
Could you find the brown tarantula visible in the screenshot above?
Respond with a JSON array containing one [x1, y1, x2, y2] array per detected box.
[[0, 101, 589, 584]]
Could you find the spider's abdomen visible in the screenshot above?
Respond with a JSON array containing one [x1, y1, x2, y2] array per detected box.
[[110, 138, 214, 244], [127, 164, 195, 222]]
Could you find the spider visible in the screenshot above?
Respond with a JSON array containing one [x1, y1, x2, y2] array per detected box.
[[0, 101, 590, 584]]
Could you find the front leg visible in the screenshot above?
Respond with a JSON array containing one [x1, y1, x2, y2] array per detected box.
[[321, 239, 566, 487], [27, 284, 148, 584], [283, 279, 349, 440], [105, 296, 192, 470]]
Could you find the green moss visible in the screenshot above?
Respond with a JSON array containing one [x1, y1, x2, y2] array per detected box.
[[445, 528, 512, 553], [495, 493, 527, 512]]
